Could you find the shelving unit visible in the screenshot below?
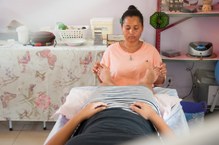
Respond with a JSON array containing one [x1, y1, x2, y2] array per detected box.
[[156, 0, 219, 61], [165, 10, 219, 17], [161, 53, 219, 61]]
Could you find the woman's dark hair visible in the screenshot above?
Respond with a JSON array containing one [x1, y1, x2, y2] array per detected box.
[[120, 5, 144, 26]]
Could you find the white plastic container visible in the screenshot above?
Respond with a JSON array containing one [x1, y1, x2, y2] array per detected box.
[[16, 26, 29, 45], [90, 17, 114, 40]]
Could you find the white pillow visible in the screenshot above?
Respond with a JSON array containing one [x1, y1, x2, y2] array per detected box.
[[154, 93, 182, 120], [54, 86, 97, 119]]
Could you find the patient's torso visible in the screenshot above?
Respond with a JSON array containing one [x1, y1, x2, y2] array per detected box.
[[84, 86, 160, 114], [65, 108, 158, 145]]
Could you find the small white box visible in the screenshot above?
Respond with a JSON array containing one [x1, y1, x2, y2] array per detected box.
[[90, 17, 114, 40]]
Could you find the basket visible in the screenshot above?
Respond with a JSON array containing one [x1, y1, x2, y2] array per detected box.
[[58, 25, 89, 40], [180, 101, 207, 128]]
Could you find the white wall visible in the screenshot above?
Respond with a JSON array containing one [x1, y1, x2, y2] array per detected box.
[[0, 0, 219, 98], [0, 0, 156, 44], [160, 0, 219, 99], [161, 17, 219, 54]]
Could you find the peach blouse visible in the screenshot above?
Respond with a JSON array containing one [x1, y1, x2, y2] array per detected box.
[[101, 42, 162, 86]]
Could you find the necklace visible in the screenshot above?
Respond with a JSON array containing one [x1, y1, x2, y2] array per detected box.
[[129, 55, 133, 61], [121, 41, 142, 61]]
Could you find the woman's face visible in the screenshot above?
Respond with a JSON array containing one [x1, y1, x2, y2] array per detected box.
[[122, 16, 143, 43]]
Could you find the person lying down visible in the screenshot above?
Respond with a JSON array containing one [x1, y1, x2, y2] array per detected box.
[[46, 64, 173, 145]]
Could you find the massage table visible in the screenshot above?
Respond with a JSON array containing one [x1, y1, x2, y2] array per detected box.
[[44, 87, 190, 145]]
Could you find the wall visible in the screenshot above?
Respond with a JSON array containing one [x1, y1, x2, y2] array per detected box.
[[0, 0, 156, 44], [0, 0, 219, 99], [160, 0, 219, 99]]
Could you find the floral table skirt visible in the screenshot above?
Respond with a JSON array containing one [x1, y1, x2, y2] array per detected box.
[[0, 42, 105, 121]]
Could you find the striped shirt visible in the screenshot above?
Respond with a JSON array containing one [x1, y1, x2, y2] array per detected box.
[[84, 86, 160, 115]]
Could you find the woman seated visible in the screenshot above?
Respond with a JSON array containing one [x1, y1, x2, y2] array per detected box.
[[46, 65, 173, 145], [93, 5, 167, 86]]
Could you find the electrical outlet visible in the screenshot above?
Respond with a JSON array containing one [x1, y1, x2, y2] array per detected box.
[[167, 76, 173, 83], [166, 76, 174, 87]]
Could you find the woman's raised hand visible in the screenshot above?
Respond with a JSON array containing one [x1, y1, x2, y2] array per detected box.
[[92, 62, 103, 83], [92, 62, 102, 75], [139, 62, 158, 87], [153, 62, 167, 85], [98, 64, 114, 85], [159, 62, 167, 79]]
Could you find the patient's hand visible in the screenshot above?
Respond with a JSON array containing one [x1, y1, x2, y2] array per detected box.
[[77, 102, 107, 121], [130, 102, 157, 120], [131, 101, 174, 137]]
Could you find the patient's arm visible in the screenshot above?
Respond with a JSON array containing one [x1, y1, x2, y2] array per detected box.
[[46, 102, 107, 145], [130, 102, 173, 137]]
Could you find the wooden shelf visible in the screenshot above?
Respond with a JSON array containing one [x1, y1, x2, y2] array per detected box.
[[156, 0, 219, 60], [161, 53, 219, 61], [164, 9, 219, 17]]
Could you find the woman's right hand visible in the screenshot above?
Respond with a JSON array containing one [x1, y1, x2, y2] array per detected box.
[[92, 62, 102, 75], [77, 102, 108, 121], [98, 64, 114, 85], [92, 62, 103, 83]]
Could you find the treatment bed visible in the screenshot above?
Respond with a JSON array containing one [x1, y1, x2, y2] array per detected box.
[[44, 86, 189, 145]]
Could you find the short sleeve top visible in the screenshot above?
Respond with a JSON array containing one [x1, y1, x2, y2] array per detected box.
[[101, 42, 162, 85]]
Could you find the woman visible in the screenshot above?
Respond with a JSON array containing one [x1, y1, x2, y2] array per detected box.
[[46, 66, 173, 145], [93, 5, 166, 86]]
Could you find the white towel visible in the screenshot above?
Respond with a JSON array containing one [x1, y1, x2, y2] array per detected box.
[[154, 93, 182, 120]]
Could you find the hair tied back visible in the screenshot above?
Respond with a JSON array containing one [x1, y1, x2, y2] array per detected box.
[[128, 5, 137, 10]]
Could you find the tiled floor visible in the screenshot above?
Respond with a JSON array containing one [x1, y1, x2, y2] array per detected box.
[[1, 112, 218, 145], [0, 121, 55, 145]]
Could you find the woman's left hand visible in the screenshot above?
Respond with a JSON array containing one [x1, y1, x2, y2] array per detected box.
[[154, 62, 167, 85], [159, 62, 167, 79]]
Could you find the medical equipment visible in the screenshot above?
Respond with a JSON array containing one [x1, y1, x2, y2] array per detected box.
[[188, 41, 213, 57]]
